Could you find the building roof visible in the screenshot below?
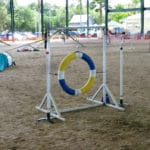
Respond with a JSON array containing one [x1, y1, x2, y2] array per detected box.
[[69, 14, 94, 27], [124, 11, 150, 21]]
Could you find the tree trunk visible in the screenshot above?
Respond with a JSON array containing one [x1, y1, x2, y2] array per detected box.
[[99, 2, 103, 24]]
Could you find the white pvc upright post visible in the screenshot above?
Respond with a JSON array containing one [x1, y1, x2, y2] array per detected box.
[[149, 41, 150, 52], [102, 30, 107, 103], [87, 27, 125, 110], [36, 29, 65, 122], [46, 32, 51, 112], [119, 38, 124, 106]]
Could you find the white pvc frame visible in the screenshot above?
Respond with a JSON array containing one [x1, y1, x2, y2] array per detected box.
[[88, 29, 125, 110], [36, 31, 65, 121], [36, 28, 125, 122]]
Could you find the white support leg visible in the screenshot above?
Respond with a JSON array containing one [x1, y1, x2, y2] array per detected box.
[[36, 29, 65, 122], [35, 27, 125, 123], [88, 28, 125, 111], [119, 39, 124, 107]]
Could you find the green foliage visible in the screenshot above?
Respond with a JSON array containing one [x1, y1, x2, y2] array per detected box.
[[28, 2, 38, 11], [90, 0, 104, 24], [43, 4, 66, 28], [15, 6, 36, 31], [0, 0, 144, 33], [0, 6, 8, 31], [109, 4, 128, 23], [109, 12, 128, 23], [132, 0, 140, 6], [0, 0, 9, 6]]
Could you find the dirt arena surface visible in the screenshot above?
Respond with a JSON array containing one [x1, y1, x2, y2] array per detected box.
[[0, 38, 150, 150]]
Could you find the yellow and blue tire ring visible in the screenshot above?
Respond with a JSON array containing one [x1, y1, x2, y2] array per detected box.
[[58, 51, 96, 95]]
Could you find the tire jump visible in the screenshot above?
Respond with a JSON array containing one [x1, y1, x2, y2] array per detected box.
[[58, 51, 96, 95]]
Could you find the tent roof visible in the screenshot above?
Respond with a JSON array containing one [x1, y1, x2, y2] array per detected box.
[[69, 14, 94, 24], [101, 20, 123, 29], [125, 11, 150, 20]]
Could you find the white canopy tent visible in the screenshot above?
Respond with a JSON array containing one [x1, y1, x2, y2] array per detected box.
[[122, 11, 150, 33]]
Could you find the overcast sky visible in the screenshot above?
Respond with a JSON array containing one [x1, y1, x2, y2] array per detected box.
[[17, 0, 76, 6], [16, 0, 150, 7]]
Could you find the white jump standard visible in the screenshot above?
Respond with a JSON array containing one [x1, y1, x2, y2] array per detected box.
[[36, 28, 125, 123], [87, 29, 125, 110], [36, 30, 65, 122], [35, 30, 100, 122]]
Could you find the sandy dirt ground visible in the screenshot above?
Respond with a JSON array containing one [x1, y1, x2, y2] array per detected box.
[[0, 37, 150, 150]]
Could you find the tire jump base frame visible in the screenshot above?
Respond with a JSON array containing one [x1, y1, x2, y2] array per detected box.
[[36, 29, 125, 123]]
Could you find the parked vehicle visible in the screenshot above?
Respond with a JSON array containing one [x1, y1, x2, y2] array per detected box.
[[21, 32, 37, 40], [0, 32, 24, 41]]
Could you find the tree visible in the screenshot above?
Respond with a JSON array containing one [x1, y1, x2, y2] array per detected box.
[[131, 0, 140, 7], [0, 0, 9, 7], [76, 0, 86, 15], [15, 6, 36, 31], [90, 0, 104, 24], [0, 0, 10, 32], [28, 2, 38, 11], [54, 7, 66, 27], [109, 4, 128, 23], [0, 6, 8, 32]]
